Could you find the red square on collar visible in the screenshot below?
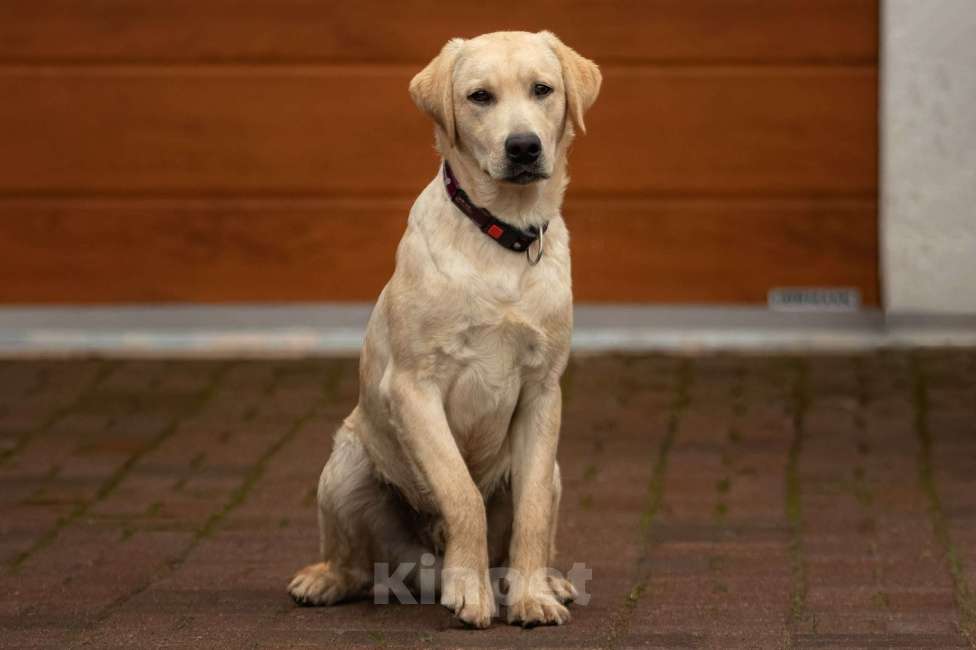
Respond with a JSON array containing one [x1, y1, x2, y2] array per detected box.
[[487, 224, 504, 239]]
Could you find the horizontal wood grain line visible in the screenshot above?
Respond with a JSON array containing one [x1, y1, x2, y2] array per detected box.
[[0, 68, 877, 196], [0, 196, 878, 209], [0, 61, 879, 72], [0, 0, 879, 64], [0, 190, 879, 202], [0, 198, 878, 305], [0, 59, 881, 69]]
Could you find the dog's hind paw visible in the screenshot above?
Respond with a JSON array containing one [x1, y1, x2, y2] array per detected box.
[[288, 562, 364, 606], [547, 575, 578, 604]]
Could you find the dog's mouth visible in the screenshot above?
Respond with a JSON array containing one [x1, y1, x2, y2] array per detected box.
[[503, 169, 548, 185]]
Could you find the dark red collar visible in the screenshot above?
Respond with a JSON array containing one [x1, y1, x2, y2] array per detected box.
[[443, 162, 548, 257]]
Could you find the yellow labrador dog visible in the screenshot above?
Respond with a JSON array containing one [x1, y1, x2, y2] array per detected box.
[[288, 31, 600, 628]]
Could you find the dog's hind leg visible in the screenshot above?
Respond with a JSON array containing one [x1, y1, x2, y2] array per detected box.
[[288, 423, 378, 606]]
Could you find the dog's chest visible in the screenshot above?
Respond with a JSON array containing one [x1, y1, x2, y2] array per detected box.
[[445, 308, 547, 413], [441, 307, 554, 487]]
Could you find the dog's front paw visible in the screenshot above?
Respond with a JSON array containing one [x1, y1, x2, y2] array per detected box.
[[507, 589, 571, 627], [440, 565, 496, 628], [504, 570, 571, 627]]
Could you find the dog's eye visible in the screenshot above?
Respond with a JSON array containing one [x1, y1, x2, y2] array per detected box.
[[468, 89, 493, 105], [533, 83, 553, 98]]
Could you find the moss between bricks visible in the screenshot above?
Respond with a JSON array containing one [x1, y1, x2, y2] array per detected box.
[[912, 354, 976, 647], [606, 357, 693, 649]]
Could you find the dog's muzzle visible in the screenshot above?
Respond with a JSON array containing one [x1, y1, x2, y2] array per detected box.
[[504, 133, 546, 184]]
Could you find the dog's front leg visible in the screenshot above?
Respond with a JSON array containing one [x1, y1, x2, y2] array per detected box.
[[389, 376, 495, 628], [505, 381, 572, 627]]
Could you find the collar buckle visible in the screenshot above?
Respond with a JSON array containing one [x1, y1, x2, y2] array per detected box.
[[526, 226, 544, 265]]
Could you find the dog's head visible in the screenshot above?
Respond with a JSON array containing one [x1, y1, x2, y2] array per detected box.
[[410, 31, 601, 185]]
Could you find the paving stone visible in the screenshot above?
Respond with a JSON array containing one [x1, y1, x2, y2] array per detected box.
[[0, 352, 974, 648]]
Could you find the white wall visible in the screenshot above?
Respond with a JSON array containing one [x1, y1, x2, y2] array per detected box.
[[883, 0, 976, 313]]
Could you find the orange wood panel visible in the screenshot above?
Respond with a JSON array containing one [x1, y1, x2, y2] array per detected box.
[[0, 67, 876, 196], [575, 67, 877, 197], [0, 198, 878, 304], [0, 199, 406, 303], [0, 1, 879, 305], [0, 1, 878, 64], [567, 197, 879, 304]]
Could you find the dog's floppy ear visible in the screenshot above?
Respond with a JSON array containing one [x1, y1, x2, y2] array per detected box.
[[409, 38, 464, 146], [539, 31, 602, 135]]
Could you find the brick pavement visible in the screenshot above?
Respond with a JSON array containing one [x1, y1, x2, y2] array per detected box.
[[0, 351, 974, 649]]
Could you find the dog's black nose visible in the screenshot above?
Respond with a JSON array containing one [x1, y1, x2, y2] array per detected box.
[[505, 133, 542, 165]]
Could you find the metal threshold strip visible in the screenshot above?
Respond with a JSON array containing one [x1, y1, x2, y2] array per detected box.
[[0, 304, 973, 357]]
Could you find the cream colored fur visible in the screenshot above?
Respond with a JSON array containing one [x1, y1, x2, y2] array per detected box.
[[288, 31, 601, 629]]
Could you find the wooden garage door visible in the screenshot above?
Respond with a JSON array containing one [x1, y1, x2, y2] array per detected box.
[[0, 1, 879, 305]]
